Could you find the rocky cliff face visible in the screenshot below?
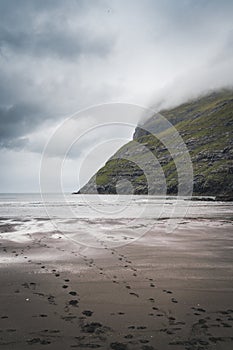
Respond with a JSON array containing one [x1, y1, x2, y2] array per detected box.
[[77, 89, 233, 197]]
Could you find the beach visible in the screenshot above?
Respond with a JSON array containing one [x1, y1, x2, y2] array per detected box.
[[0, 195, 233, 349]]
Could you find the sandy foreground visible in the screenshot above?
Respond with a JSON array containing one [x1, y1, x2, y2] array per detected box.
[[0, 218, 233, 350]]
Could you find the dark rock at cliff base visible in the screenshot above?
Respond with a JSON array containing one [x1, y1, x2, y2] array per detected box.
[[215, 194, 233, 202]]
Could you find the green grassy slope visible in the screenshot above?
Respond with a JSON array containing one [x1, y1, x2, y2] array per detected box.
[[79, 89, 233, 196]]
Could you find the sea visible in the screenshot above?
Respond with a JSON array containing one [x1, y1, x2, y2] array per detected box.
[[0, 193, 232, 248]]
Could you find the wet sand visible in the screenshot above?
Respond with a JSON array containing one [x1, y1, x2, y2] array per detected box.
[[0, 218, 233, 349]]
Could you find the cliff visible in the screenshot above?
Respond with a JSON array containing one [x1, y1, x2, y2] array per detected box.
[[77, 89, 233, 197]]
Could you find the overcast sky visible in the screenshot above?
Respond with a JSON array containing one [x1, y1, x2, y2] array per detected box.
[[0, 0, 233, 192]]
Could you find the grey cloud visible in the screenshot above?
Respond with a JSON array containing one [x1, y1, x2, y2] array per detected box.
[[1, 137, 29, 150], [0, 103, 43, 146], [0, 1, 113, 59], [0, 0, 115, 150], [0, 28, 112, 60]]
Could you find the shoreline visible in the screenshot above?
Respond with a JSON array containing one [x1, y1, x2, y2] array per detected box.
[[72, 192, 233, 202]]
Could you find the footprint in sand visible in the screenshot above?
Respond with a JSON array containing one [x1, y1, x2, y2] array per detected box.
[[124, 334, 133, 339], [69, 300, 78, 306], [168, 316, 176, 322], [61, 315, 77, 321], [222, 322, 232, 328], [110, 342, 128, 350], [191, 307, 206, 313], [128, 326, 135, 329], [69, 291, 77, 296], [43, 330, 60, 334], [81, 322, 103, 334], [82, 310, 93, 317], [47, 295, 56, 305], [163, 289, 172, 294], [29, 282, 36, 290], [171, 298, 178, 304], [27, 338, 51, 345]]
